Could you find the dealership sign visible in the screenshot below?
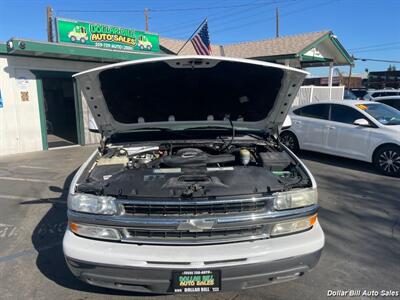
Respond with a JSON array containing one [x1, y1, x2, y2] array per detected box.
[[56, 18, 160, 52]]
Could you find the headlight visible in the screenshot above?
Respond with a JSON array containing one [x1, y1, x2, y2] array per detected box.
[[68, 193, 117, 215], [271, 214, 317, 237], [69, 222, 120, 240], [273, 188, 317, 210]]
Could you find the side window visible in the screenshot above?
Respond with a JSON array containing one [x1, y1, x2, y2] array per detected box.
[[293, 104, 330, 120], [330, 105, 365, 125], [392, 101, 400, 111], [372, 93, 380, 97], [378, 100, 393, 107]]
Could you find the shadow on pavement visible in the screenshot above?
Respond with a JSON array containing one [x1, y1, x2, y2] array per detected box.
[[298, 150, 378, 175], [25, 169, 154, 297]]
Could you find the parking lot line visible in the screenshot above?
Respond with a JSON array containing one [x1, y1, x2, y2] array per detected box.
[[17, 165, 51, 170], [0, 242, 61, 263], [0, 194, 35, 201], [0, 176, 53, 183]]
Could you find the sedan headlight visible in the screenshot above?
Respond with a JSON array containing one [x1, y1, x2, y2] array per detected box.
[[273, 188, 317, 210], [68, 193, 117, 215]]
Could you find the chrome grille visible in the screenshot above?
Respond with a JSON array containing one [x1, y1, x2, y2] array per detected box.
[[123, 225, 268, 245], [117, 196, 275, 245], [122, 198, 269, 216]]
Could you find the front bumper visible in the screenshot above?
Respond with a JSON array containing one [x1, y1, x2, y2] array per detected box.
[[66, 250, 321, 293], [63, 220, 324, 293]]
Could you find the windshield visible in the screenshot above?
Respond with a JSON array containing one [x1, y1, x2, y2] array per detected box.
[[356, 103, 400, 125], [344, 90, 357, 100]]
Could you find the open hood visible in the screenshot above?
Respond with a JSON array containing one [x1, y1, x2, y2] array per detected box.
[[74, 56, 307, 137]]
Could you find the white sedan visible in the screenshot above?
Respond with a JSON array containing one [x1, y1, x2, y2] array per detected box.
[[280, 100, 400, 176]]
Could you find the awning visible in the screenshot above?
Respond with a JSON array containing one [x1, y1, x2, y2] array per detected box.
[[3, 38, 167, 63]]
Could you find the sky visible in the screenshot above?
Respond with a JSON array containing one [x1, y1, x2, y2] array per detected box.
[[0, 0, 399, 76]]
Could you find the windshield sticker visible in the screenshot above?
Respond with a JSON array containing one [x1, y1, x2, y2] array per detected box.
[[356, 104, 368, 110]]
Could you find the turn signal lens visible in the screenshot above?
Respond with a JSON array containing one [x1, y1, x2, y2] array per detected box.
[[69, 222, 121, 240], [271, 214, 317, 237]]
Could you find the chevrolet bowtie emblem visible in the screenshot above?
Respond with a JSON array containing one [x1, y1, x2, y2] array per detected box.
[[177, 219, 216, 232]]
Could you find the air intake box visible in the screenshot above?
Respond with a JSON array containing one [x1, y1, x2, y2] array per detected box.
[[259, 151, 292, 171]]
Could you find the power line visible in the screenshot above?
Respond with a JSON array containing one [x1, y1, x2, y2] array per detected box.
[[349, 41, 400, 51], [57, 9, 143, 13], [57, 1, 281, 14], [212, 0, 334, 35], [151, 2, 278, 12], [352, 46, 400, 53], [163, 2, 292, 36], [156, 0, 297, 34], [158, 0, 269, 33], [354, 57, 400, 64]]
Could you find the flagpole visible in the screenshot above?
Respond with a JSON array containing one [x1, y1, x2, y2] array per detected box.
[[176, 18, 207, 55]]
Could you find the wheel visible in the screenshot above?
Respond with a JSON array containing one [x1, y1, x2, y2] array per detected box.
[[280, 131, 299, 152], [139, 45, 144, 50], [373, 145, 400, 176], [80, 37, 86, 44], [146, 45, 152, 50], [70, 36, 76, 42]]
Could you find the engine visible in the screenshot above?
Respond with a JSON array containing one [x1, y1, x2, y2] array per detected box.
[[77, 142, 309, 198]]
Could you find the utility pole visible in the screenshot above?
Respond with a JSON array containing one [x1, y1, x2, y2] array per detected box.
[[46, 6, 54, 42], [275, 7, 279, 38], [144, 8, 149, 31], [347, 60, 353, 88]]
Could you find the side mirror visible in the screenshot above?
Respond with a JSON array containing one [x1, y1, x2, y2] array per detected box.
[[353, 118, 370, 127], [282, 115, 292, 130]]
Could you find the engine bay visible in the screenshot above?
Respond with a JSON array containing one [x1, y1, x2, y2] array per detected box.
[[77, 140, 311, 198]]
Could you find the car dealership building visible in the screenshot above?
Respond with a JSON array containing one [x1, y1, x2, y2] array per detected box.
[[0, 19, 352, 156]]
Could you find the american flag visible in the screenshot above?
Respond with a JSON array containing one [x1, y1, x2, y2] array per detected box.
[[191, 20, 211, 55]]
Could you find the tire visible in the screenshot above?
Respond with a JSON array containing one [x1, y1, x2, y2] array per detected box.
[[373, 145, 400, 177], [146, 45, 152, 50], [70, 36, 76, 42], [139, 45, 144, 50], [80, 38, 86, 44], [280, 131, 300, 153]]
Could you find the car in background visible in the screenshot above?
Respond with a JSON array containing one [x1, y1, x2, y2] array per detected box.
[[364, 89, 400, 100], [344, 89, 357, 100], [280, 101, 400, 176], [373, 96, 400, 112], [350, 89, 368, 100]]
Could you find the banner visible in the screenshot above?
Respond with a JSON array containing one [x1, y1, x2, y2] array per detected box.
[[56, 18, 160, 52]]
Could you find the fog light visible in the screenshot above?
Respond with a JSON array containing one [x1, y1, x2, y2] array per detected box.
[[69, 222, 121, 240], [271, 214, 317, 237]]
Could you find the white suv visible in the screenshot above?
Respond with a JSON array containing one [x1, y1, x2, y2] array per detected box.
[[364, 89, 400, 100], [63, 56, 324, 293]]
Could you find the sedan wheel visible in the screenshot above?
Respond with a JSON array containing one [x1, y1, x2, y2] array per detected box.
[[280, 131, 299, 152], [373, 146, 400, 176]]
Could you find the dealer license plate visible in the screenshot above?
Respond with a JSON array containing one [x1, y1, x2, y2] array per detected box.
[[172, 270, 221, 293]]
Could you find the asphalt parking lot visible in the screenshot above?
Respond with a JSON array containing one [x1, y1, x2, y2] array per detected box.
[[0, 146, 399, 300]]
